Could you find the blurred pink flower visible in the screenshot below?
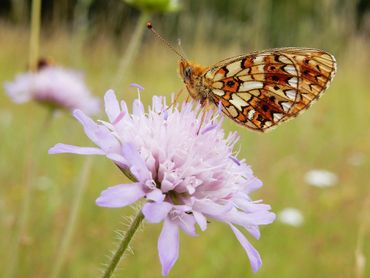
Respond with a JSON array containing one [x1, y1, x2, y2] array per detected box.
[[4, 66, 100, 115], [49, 89, 275, 275]]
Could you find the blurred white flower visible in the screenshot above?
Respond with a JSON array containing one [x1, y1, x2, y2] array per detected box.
[[304, 169, 338, 188], [278, 208, 304, 227], [4, 65, 100, 115]]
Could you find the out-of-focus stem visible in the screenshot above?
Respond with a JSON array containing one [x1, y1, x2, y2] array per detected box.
[[112, 11, 150, 88], [5, 108, 53, 278], [29, 0, 42, 71], [4, 171, 33, 278], [50, 157, 93, 278], [71, 0, 93, 66]]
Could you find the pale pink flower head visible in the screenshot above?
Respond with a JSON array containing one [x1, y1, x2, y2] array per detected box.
[[4, 64, 99, 115], [49, 88, 275, 275]]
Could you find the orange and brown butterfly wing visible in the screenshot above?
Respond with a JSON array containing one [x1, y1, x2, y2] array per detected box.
[[204, 48, 337, 132]]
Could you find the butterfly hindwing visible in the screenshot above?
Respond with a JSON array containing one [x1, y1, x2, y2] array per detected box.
[[204, 48, 336, 132]]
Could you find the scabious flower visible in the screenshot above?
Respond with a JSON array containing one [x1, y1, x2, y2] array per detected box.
[[49, 88, 275, 275], [4, 65, 99, 115]]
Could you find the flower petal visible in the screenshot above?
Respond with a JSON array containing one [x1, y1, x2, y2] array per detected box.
[[246, 177, 263, 193], [146, 188, 165, 202], [122, 143, 151, 182], [132, 99, 144, 116], [106, 153, 128, 168], [73, 109, 119, 153], [96, 183, 145, 208], [152, 95, 165, 114], [178, 213, 197, 236], [120, 100, 128, 115], [229, 223, 262, 273], [142, 202, 172, 223], [246, 226, 260, 240], [193, 199, 233, 216], [220, 208, 276, 228], [158, 218, 179, 276], [104, 90, 121, 122], [193, 211, 207, 231], [48, 143, 105, 155], [234, 195, 272, 213]]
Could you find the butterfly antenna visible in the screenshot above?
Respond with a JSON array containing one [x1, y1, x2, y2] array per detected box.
[[177, 38, 188, 60], [146, 22, 187, 61]]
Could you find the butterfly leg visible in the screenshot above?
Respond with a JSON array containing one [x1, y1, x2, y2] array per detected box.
[[196, 98, 216, 134], [157, 88, 184, 116], [173, 87, 184, 105]]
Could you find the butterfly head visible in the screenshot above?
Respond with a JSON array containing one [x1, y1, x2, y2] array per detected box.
[[179, 60, 206, 100], [179, 60, 193, 83], [179, 60, 195, 97]]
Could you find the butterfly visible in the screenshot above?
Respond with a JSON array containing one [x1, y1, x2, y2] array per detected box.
[[147, 23, 337, 132]]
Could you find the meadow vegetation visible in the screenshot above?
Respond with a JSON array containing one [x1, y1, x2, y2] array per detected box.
[[0, 1, 369, 277]]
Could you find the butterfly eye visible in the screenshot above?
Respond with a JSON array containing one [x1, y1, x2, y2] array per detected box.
[[184, 67, 192, 80]]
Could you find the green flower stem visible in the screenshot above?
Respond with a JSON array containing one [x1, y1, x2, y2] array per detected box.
[[50, 156, 93, 278], [4, 168, 33, 278], [112, 11, 150, 88], [102, 210, 145, 278], [29, 0, 42, 71], [71, 0, 93, 66], [5, 109, 54, 278]]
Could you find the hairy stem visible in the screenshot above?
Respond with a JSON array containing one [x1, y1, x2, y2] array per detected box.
[[102, 211, 145, 278]]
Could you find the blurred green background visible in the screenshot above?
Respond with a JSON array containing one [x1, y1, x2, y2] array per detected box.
[[0, 0, 369, 277]]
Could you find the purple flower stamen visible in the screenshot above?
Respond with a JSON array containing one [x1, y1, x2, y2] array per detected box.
[[163, 109, 169, 121], [218, 100, 222, 115], [201, 123, 217, 134], [130, 83, 145, 91], [229, 156, 241, 166]]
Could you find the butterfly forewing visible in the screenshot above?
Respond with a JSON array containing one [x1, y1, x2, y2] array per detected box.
[[204, 48, 336, 132]]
